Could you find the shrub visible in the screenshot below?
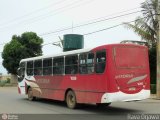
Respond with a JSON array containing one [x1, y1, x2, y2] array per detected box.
[[0, 81, 5, 87], [150, 84, 156, 94], [6, 78, 11, 83]]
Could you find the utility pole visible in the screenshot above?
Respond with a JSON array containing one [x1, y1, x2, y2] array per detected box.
[[156, 0, 160, 98]]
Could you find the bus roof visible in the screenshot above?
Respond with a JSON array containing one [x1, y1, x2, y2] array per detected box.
[[20, 47, 92, 62], [20, 43, 147, 62]]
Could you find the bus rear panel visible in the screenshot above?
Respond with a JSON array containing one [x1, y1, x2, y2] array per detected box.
[[101, 44, 150, 103]]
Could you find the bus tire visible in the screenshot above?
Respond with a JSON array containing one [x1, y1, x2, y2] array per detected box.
[[28, 87, 36, 101], [66, 90, 77, 109]]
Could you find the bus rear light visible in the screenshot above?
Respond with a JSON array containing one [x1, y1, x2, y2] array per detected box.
[[117, 86, 120, 90]]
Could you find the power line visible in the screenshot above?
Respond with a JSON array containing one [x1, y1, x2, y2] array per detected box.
[[83, 23, 124, 36], [0, 0, 92, 30], [0, 1, 139, 33], [0, 2, 139, 32], [42, 17, 147, 46], [0, 7, 142, 47], [39, 10, 141, 36], [0, 0, 69, 27], [0, 18, 138, 49], [0, 11, 142, 47], [83, 17, 146, 36], [22, 0, 94, 25], [41, 22, 124, 46], [79, 7, 140, 24], [19, 0, 83, 23]]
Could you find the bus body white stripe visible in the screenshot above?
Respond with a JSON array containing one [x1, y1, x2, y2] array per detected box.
[[101, 90, 150, 103]]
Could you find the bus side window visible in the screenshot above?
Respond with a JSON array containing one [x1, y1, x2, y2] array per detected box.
[[96, 50, 106, 73], [87, 53, 94, 74], [65, 55, 78, 75], [79, 53, 95, 74], [43, 58, 52, 75], [27, 61, 34, 76], [34, 60, 42, 75], [53, 57, 64, 75], [79, 54, 87, 74]]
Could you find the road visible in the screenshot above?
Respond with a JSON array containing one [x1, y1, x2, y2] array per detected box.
[[0, 87, 160, 120]]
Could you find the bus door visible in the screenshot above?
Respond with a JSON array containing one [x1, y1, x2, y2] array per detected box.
[[17, 62, 26, 94]]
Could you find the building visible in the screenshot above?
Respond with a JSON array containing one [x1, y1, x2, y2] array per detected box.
[[0, 74, 17, 85]]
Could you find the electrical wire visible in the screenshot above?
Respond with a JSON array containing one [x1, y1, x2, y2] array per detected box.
[[0, 0, 92, 30], [83, 17, 147, 35], [0, 7, 143, 47], [39, 10, 141, 36], [0, 0, 69, 27], [42, 17, 147, 46], [22, 0, 94, 25]]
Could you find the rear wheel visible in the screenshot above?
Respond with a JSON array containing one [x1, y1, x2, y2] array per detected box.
[[66, 90, 77, 109], [28, 87, 36, 101]]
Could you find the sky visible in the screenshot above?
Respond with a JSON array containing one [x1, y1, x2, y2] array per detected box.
[[0, 0, 145, 74]]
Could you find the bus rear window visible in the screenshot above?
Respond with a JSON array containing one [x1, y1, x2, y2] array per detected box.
[[113, 46, 147, 69]]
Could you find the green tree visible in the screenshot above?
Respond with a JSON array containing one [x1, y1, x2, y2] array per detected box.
[[124, 0, 159, 46], [2, 32, 43, 75]]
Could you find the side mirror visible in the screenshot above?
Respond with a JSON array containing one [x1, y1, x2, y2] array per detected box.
[[17, 68, 20, 78]]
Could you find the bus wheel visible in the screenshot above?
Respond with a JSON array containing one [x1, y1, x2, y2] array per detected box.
[[96, 103, 111, 108], [66, 90, 77, 109], [28, 87, 36, 101]]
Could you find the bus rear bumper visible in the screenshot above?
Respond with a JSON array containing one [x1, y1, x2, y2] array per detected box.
[[101, 89, 150, 103]]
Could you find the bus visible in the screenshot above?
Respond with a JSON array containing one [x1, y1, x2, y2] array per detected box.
[[17, 44, 150, 109]]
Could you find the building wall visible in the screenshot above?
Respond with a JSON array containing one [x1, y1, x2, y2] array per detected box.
[[0, 74, 17, 84]]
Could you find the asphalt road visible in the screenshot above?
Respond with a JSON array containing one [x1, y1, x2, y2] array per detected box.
[[0, 87, 160, 120]]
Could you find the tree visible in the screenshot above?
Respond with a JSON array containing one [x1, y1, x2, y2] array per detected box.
[[124, 0, 159, 46], [2, 32, 43, 75]]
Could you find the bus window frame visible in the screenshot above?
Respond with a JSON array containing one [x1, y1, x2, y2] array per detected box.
[[27, 61, 34, 76], [34, 59, 43, 76], [53, 57, 64, 75], [65, 55, 78, 75], [43, 58, 53, 76], [95, 49, 106, 74], [86, 52, 95, 74], [79, 52, 95, 75]]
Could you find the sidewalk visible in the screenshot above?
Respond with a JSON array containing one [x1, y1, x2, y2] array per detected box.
[[149, 94, 160, 101], [150, 94, 156, 99], [136, 95, 160, 103]]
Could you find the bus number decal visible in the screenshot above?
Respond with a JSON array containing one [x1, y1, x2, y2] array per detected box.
[[70, 76, 77, 81]]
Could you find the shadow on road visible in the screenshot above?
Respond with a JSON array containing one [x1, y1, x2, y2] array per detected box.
[[22, 98, 142, 115], [79, 104, 141, 114]]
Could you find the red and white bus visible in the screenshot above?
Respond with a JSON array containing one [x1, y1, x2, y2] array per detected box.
[[17, 44, 150, 109]]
